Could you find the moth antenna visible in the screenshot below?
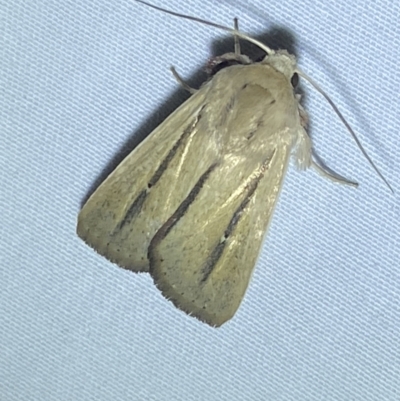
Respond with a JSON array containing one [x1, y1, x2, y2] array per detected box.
[[135, 0, 273, 55], [135, 0, 392, 191], [298, 69, 393, 193], [233, 18, 241, 55]]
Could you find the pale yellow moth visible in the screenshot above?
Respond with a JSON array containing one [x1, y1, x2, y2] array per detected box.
[[77, 1, 391, 327]]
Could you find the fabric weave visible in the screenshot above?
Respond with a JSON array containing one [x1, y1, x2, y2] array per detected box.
[[1, 1, 399, 400]]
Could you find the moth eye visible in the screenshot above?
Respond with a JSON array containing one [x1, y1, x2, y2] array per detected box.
[[291, 73, 299, 88]]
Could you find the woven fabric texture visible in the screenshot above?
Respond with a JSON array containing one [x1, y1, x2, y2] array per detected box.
[[1, 1, 399, 400]]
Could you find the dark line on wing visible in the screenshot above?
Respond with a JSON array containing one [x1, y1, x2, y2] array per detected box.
[[113, 189, 147, 234], [147, 124, 193, 189], [201, 154, 275, 282], [113, 116, 201, 234], [150, 162, 219, 246], [246, 116, 265, 140]]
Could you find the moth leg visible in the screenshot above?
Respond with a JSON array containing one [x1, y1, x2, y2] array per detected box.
[[170, 67, 197, 94], [294, 128, 312, 170], [233, 18, 241, 55], [311, 158, 358, 187], [296, 99, 309, 128], [295, 126, 358, 187]]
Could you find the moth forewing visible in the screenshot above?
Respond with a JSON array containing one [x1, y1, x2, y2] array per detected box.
[[149, 144, 293, 327], [147, 62, 304, 327], [77, 88, 210, 272]]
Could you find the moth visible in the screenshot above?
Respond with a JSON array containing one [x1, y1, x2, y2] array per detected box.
[[77, 1, 390, 327]]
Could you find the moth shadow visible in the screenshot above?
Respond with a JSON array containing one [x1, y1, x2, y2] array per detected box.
[[80, 26, 298, 206]]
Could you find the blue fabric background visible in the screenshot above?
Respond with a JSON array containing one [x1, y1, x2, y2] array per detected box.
[[1, 1, 399, 400]]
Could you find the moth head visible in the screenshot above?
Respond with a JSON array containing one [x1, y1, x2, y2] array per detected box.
[[261, 49, 298, 85]]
